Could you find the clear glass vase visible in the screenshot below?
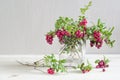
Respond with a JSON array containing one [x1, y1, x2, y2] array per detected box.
[[59, 40, 86, 67]]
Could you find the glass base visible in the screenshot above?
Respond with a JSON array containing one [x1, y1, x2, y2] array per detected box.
[[59, 40, 86, 67]]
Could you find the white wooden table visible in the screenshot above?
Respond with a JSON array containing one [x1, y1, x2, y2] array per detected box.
[[0, 54, 120, 80]]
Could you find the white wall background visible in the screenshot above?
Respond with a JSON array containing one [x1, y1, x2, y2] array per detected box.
[[0, 0, 119, 55]]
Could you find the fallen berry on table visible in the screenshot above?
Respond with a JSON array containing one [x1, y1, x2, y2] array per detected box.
[[102, 68, 105, 72], [105, 64, 109, 67], [82, 70, 86, 73], [47, 68, 55, 74], [95, 56, 110, 70], [86, 70, 90, 72], [96, 65, 100, 68], [100, 65, 105, 68], [98, 60, 105, 66]]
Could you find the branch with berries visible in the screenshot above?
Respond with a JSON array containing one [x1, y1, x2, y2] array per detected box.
[[45, 1, 115, 51], [34, 54, 110, 74], [78, 60, 92, 73], [17, 54, 110, 75], [95, 56, 110, 72]]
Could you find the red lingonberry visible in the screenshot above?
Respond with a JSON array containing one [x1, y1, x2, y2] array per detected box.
[[86, 70, 90, 72], [46, 34, 53, 44], [90, 41, 95, 47], [61, 31, 65, 35], [56, 30, 62, 38], [47, 68, 55, 74], [93, 31, 101, 41], [64, 30, 70, 36], [96, 65, 100, 68], [92, 31, 103, 49], [93, 31, 101, 38], [56, 29, 70, 43], [100, 65, 105, 68], [84, 27, 87, 31], [79, 18, 87, 26], [56, 30, 64, 41], [105, 65, 109, 67], [82, 70, 86, 73], [95, 40, 103, 49], [87, 70, 90, 72], [98, 60, 105, 66], [102, 69, 105, 72], [75, 30, 83, 38]]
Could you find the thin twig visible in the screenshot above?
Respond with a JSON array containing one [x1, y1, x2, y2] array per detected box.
[[16, 60, 34, 66], [17, 60, 75, 68]]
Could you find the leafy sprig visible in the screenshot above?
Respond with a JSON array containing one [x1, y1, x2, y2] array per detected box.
[[95, 56, 110, 69], [78, 60, 92, 73], [44, 54, 66, 72], [80, 1, 92, 15], [86, 19, 115, 47]]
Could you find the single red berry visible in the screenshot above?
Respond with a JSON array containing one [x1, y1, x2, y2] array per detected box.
[[64, 30, 70, 36], [96, 65, 100, 68], [75, 30, 83, 38], [79, 18, 87, 26], [98, 60, 105, 66], [82, 70, 86, 73], [105, 65, 109, 67], [46, 34, 53, 44], [47, 68, 55, 74], [61, 31, 65, 35], [93, 31, 101, 38], [86, 70, 90, 72], [100, 65, 105, 68], [87, 70, 90, 72], [90, 41, 95, 47], [102, 69, 105, 72], [84, 27, 87, 31]]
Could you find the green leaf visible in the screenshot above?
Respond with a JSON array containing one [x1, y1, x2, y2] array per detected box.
[[52, 59, 57, 62], [95, 59, 100, 64], [97, 18, 100, 26], [109, 27, 114, 33], [80, 63, 84, 70], [59, 59, 66, 63], [104, 59, 110, 64], [80, 1, 92, 15]]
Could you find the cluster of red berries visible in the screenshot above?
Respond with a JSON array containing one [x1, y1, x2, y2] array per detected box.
[[46, 34, 53, 45], [75, 30, 84, 38], [90, 31, 103, 49], [79, 63, 92, 74], [75, 18, 88, 38], [46, 18, 88, 45], [96, 60, 109, 72], [79, 18, 87, 32], [46, 58, 109, 74], [56, 29, 70, 43], [47, 68, 55, 74], [79, 18, 87, 27], [82, 69, 91, 73]]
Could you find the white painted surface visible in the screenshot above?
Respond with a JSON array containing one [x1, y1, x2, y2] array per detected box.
[[0, 0, 119, 55], [0, 54, 120, 80]]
